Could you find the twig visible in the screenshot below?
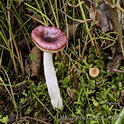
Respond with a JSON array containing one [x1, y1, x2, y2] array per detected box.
[[113, 69, 124, 73], [67, 1, 84, 8], [18, 116, 47, 124], [99, 102, 119, 106], [60, 10, 91, 23]]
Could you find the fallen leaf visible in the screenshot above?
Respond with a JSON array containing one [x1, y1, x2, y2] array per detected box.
[[60, 119, 74, 124], [119, 90, 124, 107], [97, 1, 113, 32], [29, 46, 42, 77], [66, 87, 75, 101], [89, 1, 124, 56], [64, 23, 80, 40], [89, 3, 101, 27], [107, 54, 123, 72], [9, 112, 16, 123], [103, 0, 124, 56], [25, 57, 31, 75], [30, 46, 42, 77], [72, 68, 79, 91], [17, 38, 30, 50], [88, 1, 113, 32], [122, 12, 124, 30]]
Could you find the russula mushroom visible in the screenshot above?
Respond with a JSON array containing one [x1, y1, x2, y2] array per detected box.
[[31, 26, 67, 110], [89, 67, 99, 77]]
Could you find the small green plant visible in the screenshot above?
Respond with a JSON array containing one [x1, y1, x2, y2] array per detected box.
[[0, 115, 9, 124], [115, 108, 124, 124]]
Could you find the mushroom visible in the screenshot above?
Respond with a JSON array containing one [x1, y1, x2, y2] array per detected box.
[[31, 26, 67, 110], [89, 67, 99, 77]]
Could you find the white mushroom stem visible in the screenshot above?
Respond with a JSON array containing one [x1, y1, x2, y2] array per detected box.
[[43, 52, 63, 110]]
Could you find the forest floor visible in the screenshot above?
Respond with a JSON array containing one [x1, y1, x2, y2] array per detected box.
[[0, 0, 124, 124]]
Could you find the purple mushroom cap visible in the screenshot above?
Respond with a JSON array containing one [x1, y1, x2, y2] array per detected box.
[[31, 26, 67, 53]]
